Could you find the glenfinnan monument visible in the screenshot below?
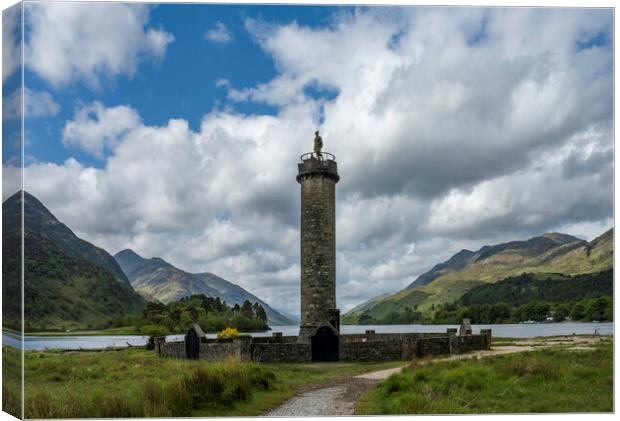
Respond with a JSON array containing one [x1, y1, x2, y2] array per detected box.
[[155, 130, 492, 363], [296, 131, 340, 360]]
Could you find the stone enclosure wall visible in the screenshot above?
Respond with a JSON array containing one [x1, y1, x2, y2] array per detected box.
[[156, 329, 491, 363], [251, 343, 311, 363]]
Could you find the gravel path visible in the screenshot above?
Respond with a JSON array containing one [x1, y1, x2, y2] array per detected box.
[[265, 335, 608, 417]]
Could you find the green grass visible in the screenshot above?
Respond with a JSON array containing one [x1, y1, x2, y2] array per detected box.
[[2, 346, 22, 418], [356, 340, 613, 414], [15, 346, 404, 418], [24, 326, 146, 336]]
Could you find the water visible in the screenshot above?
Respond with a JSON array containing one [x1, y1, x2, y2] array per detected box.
[[3, 322, 613, 351]]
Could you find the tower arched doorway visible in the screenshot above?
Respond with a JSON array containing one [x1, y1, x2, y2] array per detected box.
[[311, 326, 339, 362]]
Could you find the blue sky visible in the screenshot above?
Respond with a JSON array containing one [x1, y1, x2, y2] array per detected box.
[[23, 3, 352, 168], [2, 3, 613, 315]]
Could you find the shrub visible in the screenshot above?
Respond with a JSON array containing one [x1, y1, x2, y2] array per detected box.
[[217, 327, 239, 339]]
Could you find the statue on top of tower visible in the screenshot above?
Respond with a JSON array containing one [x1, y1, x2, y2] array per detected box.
[[314, 130, 323, 160]]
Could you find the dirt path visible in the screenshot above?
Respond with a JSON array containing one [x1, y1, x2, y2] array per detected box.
[[265, 335, 608, 417]]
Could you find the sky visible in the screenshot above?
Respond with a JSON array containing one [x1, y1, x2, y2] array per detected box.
[[1, 1, 614, 316]]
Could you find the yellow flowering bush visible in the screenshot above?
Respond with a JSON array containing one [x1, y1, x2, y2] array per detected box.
[[217, 327, 239, 339]]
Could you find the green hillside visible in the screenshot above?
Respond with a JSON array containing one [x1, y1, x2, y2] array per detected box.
[[432, 270, 612, 324], [2, 192, 146, 331], [458, 270, 612, 307], [343, 228, 613, 324]]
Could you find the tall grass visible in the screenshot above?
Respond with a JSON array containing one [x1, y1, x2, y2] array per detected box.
[[24, 359, 275, 418], [2, 344, 22, 418], [19, 346, 403, 418], [357, 340, 613, 414]]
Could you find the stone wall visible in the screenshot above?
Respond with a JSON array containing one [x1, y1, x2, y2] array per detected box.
[[251, 335, 298, 344], [159, 341, 185, 359], [251, 343, 311, 363], [340, 339, 403, 362], [156, 330, 491, 362], [416, 337, 451, 357], [450, 334, 489, 354], [339, 331, 448, 344]]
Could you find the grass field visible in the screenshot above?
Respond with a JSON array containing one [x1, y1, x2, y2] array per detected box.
[[356, 339, 613, 414], [23, 326, 142, 336], [6, 346, 403, 418]]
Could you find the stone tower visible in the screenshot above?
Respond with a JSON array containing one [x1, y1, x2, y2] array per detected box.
[[297, 134, 340, 345]]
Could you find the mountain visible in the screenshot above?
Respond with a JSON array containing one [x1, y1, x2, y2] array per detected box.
[[348, 293, 391, 314], [2, 191, 145, 331], [114, 249, 296, 325], [343, 228, 613, 324], [406, 232, 582, 289]]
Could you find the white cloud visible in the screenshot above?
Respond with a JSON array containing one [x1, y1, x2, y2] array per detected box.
[[215, 78, 230, 88], [2, 5, 21, 83], [205, 22, 233, 43], [3, 88, 61, 120], [25, 2, 174, 87], [21, 8, 613, 315], [62, 102, 141, 158]]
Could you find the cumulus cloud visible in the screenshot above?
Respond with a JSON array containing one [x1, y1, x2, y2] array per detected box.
[[62, 102, 141, 158], [205, 22, 233, 43], [25, 2, 174, 87], [3, 88, 61, 120], [21, 8, 613, 315], [423, 125, 613, 240], [2, 5, 21, 83]]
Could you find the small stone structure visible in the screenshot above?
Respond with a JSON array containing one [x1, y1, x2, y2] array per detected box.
[[459, 318, 473, 336], [155, 327, 491, 362], [155, 134, 491, 363]]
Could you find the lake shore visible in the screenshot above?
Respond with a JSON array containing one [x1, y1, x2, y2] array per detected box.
[[3, 322, 613, 352], [10, 320, 615, 337]]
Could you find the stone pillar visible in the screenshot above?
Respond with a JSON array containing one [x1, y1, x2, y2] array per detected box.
[[154, 336, 166, 356], [459, 318, 472, 336], [297, 154, 340, 343], [480, 329, 492, 350], [365, 330, 376, 342]]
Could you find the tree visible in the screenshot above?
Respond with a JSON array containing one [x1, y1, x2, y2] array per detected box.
[[180, 310, 193, 328], [570, 302, 586, 321], [553, 304, 569, 322], [358, 313, 375, 324], [241, 300, 254, 319], [255, 305, 268, 323]]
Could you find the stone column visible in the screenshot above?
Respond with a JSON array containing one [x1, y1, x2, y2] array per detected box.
[[154, 336, 166, 356], [480, 329, 492, 350], [297, 155, 340, 343]]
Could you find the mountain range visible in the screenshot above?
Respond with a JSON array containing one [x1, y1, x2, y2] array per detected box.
[[2, 191, 294, 331], [2, 191, 145, 331], [114, 249, 296, 325], [342, 228, 613, 324]]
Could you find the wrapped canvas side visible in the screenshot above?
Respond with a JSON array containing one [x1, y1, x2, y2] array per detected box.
[[2, 2, 24, 419]]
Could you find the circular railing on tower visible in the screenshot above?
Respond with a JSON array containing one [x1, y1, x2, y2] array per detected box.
[[300, 151, 336, 162]]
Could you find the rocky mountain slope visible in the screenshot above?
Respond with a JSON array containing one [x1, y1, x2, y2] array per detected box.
[[2, 191, 145, 331], [114, 249, 296, 325], [343, 229, 613, 323]]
